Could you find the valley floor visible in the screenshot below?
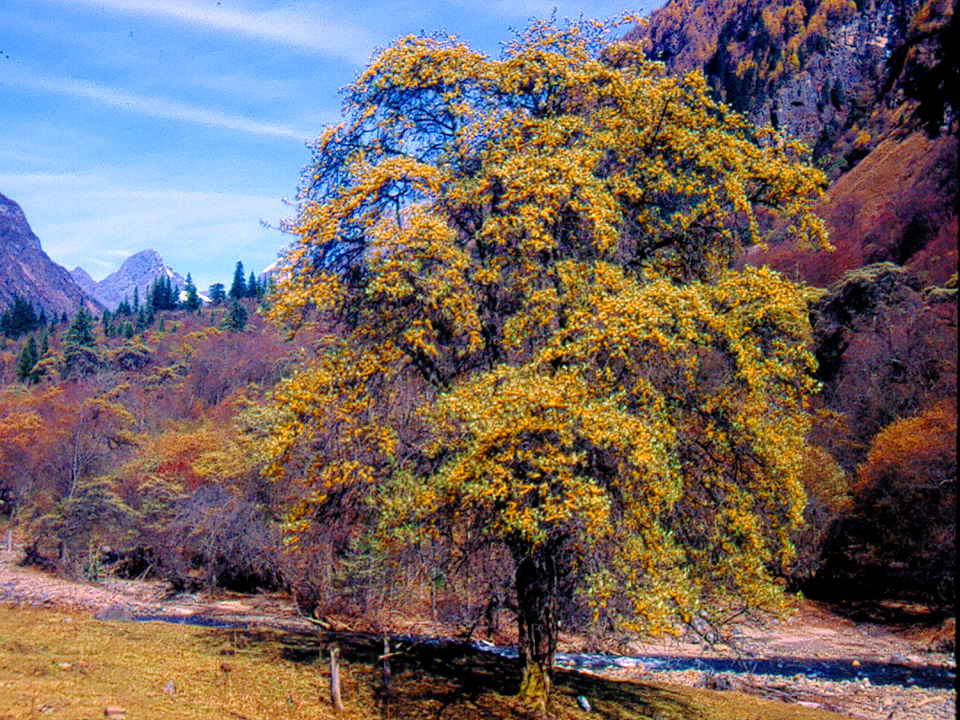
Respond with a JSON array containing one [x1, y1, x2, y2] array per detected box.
[[0, 541, 953, 720]]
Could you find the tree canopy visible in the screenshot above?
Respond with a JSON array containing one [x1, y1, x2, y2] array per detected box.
[[262, 14, 829, 710]]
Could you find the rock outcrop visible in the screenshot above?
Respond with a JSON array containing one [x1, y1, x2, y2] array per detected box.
[[628, 0, 955, 164]]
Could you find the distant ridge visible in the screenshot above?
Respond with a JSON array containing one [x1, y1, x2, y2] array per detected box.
[[0, 191, 102, 316], [74, 249, 187, 311]]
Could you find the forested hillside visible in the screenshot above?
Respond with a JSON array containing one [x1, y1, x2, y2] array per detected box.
[[0, 277, 296, 592]]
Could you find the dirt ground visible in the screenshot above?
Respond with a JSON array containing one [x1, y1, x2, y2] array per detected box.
[[0, 542, 954, 720]]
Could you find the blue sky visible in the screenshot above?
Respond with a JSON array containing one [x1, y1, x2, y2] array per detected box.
[[1, 0, 658, 293]]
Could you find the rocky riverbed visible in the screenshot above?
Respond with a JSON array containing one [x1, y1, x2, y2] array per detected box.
[[0, 543, 954, 720]]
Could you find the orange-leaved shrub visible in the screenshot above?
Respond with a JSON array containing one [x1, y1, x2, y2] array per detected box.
[[811, 401, 956, 607]]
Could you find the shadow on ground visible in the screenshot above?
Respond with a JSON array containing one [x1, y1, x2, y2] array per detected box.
[[209, 626, 701, 719]]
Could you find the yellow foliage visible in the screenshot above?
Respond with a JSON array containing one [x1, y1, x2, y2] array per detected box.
[[260, 14, 826, 639]]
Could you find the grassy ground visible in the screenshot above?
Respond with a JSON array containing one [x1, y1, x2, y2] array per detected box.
[[0, 604, 849, 720]]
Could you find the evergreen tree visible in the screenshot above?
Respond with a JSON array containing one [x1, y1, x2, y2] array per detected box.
[[1, 295, 39, 339], [62, 307, 99, 379], [64, 307, 96, 347], [247, 271, 260, 299], [136, 303, 154, 330], [223, 298, 247, 332], [16, 335, 39, 384], [208, 283, 226, 306], [132, 286, 140, 313], [183, 273, 202, 312], [117, 297, 132, 316], [229, 261, 246, 300]]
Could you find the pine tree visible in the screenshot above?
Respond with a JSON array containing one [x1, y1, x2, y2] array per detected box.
[[64, 307, 96, 347], [229, 262, 246, 301], [62, 307, 99, 379], [1, 295, 39, 339], [247, 271, 260, 299], [16, 335, 39, 384], [184, 273, 202, 312], [224, 298, 247, 332], [208, 283, 226, 306]]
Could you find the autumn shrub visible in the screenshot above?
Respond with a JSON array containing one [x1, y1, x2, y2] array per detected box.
[[785, 446, 851, 589], [149, 485, 283, 593], [24, 476, 136, 579], [751, 132, 958, 288], [810, 401, 957, 608], [810, 263, 958, 473]]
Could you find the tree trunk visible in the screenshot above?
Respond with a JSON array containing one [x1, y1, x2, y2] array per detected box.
[[514, 551, 557, 714]]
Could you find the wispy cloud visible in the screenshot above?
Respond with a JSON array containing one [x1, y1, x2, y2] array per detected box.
[[1, 65, 310, 140], [40, 0, 375, 64]]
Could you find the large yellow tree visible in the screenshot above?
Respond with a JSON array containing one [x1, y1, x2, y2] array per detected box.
[[263, 15, 828, 710]]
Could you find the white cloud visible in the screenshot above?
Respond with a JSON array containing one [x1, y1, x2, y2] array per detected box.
[[1, 65, 310, 140], [38, 0, 375, 64]]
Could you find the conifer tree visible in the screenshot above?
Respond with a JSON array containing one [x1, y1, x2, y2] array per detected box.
[[1, 295, 39, 339], [62, 307, 99, 379], [184, 274, 202, 312], [229, 262, 246, 301], [224, 299, 248, 332], [208, 283, 227, 306], [16, 334, 39, 384]]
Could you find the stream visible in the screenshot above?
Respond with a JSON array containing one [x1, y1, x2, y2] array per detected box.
[[133, 613, 956, 691]]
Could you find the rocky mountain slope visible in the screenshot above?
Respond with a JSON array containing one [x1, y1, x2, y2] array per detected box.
[[0, 192, 101, 317], [74, 249, 186, 311], [629, 0, 957, 286]]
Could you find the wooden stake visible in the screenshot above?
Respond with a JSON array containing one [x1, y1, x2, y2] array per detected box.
[[382, 635, 392, 719], [382, 635, 392, 696], [330, 646, 344, 712]]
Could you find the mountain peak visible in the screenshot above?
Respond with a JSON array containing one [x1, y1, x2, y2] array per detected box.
[[0, 192, 43, 255], [0, 192, 101, 316], [86, 249, 186, 310]]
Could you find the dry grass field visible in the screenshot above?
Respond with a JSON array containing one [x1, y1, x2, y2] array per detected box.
[[0, 604, 853, 720]]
